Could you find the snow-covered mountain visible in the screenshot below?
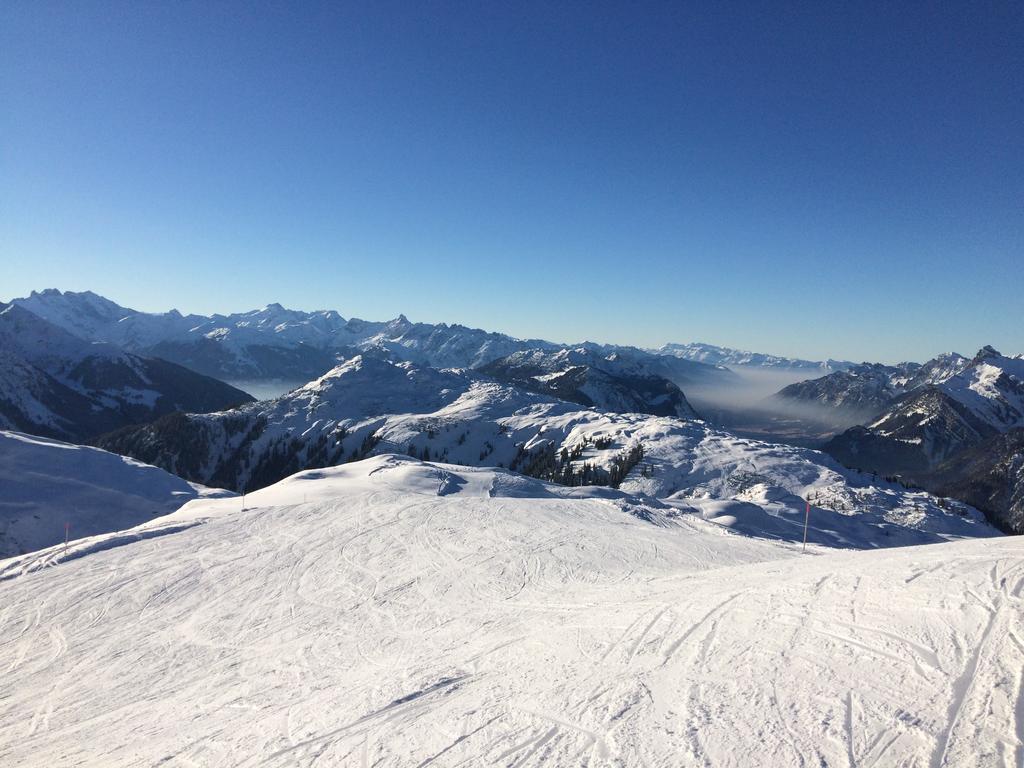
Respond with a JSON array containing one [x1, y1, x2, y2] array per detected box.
[[657, 341, 853, 372], [0, 454, 1013, 765], [930, 427, 1024, 535], [11, 290, 564, 382], [11, 290, 739, 396], [829, 347, 1024, 466], [571, 342, 741, 390], [95, 354, 991, 545], [772, 353, 972, 425], [773, 362, 916, 424], [0, 303, 253, 441], [479, 347, 699, 418], [825, 347, 1024, 532], [0, 430, 231, 557]]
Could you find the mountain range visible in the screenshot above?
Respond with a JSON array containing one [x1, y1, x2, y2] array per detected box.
[[656, 341, 854, 371], [782, 346, 1024, 532], [11, 290, 772, 395], [9, 290, 583, 383], [1, 289, 1019, 765], [478, 347, 699, 418], [95, 351, 992, 548], [5, 289, 1022, 534], [0, 302, 252, 441], [772, 352, 972, 426]]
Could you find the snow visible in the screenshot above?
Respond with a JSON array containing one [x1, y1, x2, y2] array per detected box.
[[101, 354, 995, 548], [0, 455, 1019, 766], [864, 350, 1024, 467], [0, 352, 66, 434], [0, 302, 128, 369], [11, 290, 559, 370], [9, 291, 732, 391], [0, 430, 232, 557], [0, 301, 252, 441], [656, 341, 853, 371], [949, 358, 1024, 430]]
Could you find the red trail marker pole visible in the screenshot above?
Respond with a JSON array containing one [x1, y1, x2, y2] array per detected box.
[[802, 501, 810, 553]]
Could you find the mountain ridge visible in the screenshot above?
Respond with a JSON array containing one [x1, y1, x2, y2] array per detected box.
[[7, 290, 764, 392], [0, 302, 253, 441], [93, 353, 993, 549], [823, 348, 1024, 532], [656, 341, 855, 371]]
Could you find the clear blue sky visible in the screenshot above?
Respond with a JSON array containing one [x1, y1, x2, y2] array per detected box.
[[2, 1, 1021, 363]]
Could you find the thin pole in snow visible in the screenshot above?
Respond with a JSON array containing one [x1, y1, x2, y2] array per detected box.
[[802, 501, 811, 553]]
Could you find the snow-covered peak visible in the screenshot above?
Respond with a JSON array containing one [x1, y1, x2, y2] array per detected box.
[[17, 289, 136, 342], [478, 347, 700, 418], [905, 351, 970, 387], [971, 344, 1003, 364], [936, 350, 1024, 430], [261, 355, 482, 423], [0, 301, 127, 368]]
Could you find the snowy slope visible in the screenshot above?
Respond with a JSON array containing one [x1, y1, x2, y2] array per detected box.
[[0, 456, 1017, 767], [96, 356, 994, 546], [0, 430, 231, 557], [0, 350, 96, 438]]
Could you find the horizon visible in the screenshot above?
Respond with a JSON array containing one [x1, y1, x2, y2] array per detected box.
[[3, 285, 1014, 367], [2, 2, 1022, 363]]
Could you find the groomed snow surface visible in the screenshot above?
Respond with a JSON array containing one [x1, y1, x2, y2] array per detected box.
[[1, 455, 1020, 767]]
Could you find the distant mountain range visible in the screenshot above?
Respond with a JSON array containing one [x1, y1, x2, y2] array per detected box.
[[656, 342, 854, 372], [0, 302, 252, 441], [12, 290, 741, 391]]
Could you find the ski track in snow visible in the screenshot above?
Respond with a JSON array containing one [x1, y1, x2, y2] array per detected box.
[[0, 456, 1021, 767]]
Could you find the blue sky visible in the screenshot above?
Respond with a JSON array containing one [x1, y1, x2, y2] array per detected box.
[[2, 1, 1021, 363]]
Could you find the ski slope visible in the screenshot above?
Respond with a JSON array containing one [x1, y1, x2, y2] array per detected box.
[[0, 430, 232, 558], [0, 456, 1020, 766]]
